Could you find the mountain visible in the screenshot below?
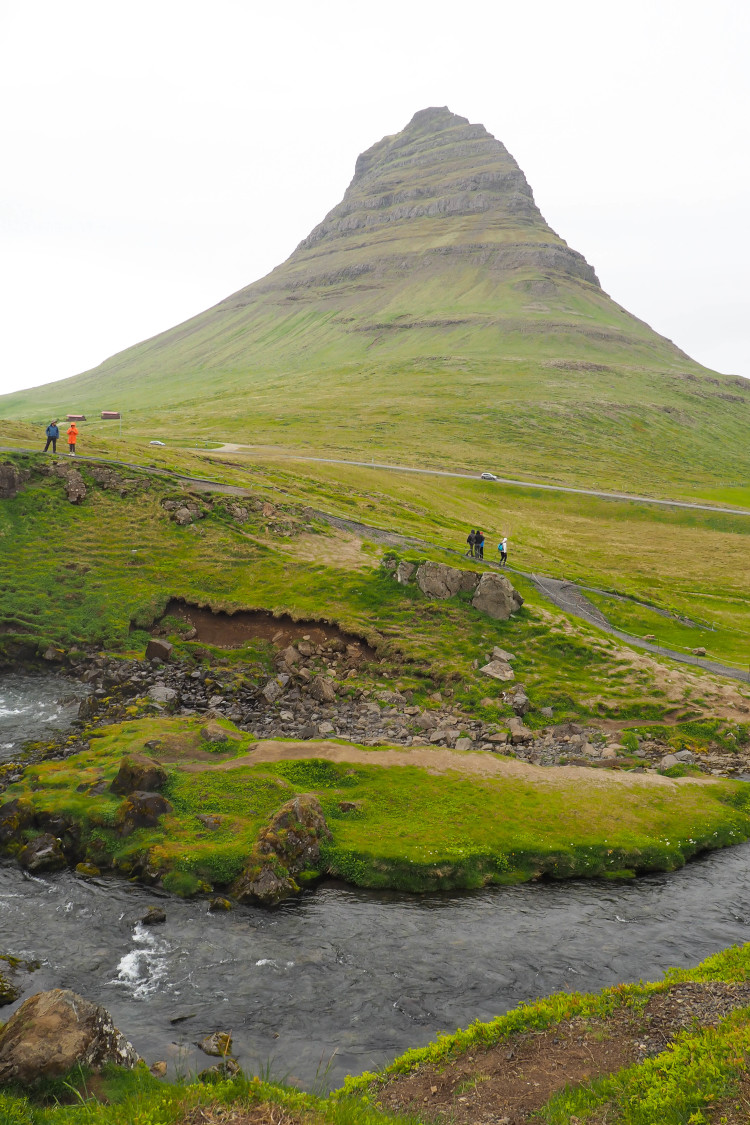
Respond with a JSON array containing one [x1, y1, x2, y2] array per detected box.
[[3, 106, 749, 490]]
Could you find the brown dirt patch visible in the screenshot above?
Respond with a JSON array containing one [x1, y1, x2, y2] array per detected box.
[[377, 982, 750, 1125], [161, 600, 375, 656], [153, 730, 248, 765], [709, 1070, 750, 1124], [176, 1103, 303, 1125], [282, 529, 376, 571], [179, 738, 715, 793]]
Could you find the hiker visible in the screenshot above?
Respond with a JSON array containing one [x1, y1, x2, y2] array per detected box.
[[466, 530, 476, 557], [67, 422, 78, 455], [43, 420, 59, 453], [498, 536, 508, 566], [475, 529, 485, 560]]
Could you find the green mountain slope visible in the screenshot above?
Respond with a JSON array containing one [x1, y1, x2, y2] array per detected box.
[[3, 106, 749, 490]]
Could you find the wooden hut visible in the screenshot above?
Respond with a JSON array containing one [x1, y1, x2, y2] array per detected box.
[[100, 411, 121, 419]]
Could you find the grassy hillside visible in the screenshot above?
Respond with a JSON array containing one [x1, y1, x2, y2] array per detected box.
[[2, 108, 748, 493]]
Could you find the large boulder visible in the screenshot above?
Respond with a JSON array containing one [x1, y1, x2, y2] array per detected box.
[[0, 989, 139, 1084], [109, 753, 167, 796], [416, 562, 479, 599], [231, 795, 332, 906], [115, 792, 172, 837], [145, 638, 173, 662], [471, 573, 524, 620], [18, 834, 66, 874], [309, 675, 337, 703]]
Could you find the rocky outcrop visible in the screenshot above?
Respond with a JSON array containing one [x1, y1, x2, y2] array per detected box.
[[109, 753, 167, 796], [64, 469, 86, 504], [416, 562, 479, 599], [0, 463, 24, 500], [0, 798, 35, 846], [18, 834, 66, 874], [231, 795, 332, 906], [115, 792, 172, 836], [0, 989, 139, 1084], [471, 572, 524, 620]]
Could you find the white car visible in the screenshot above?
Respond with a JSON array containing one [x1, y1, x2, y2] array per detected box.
[[149, 440, 166, 446], [480, 472, 498, 481]]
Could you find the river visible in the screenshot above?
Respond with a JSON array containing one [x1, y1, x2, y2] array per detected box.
[[0, 673, 749, 1091], [0, 670, 88, 760]]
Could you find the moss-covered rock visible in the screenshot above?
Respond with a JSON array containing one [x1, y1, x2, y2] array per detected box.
[[231, 794, 331, 906]]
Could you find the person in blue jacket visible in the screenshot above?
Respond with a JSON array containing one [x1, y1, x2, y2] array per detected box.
[[43, 421, 59, 453]]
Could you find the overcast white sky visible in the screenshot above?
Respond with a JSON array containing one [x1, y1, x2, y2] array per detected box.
[[1, 0, 748, 396]]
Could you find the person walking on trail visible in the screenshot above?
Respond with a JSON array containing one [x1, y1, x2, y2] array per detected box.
[[498, 536, 508, 566], [466, 530, 476, 557], [475, 529, 485, 560], [66, 422, 78, 455], [43, 421, 59, 453]]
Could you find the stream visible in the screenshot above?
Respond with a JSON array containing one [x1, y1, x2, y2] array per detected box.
[[0, 671, 88, 760], [0, 674, 749, 1092]]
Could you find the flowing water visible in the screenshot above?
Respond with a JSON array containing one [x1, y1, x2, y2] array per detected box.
[[1, 672, 749, 1091], [0, 671, 88, 760], [1, 852, 750, 1091]]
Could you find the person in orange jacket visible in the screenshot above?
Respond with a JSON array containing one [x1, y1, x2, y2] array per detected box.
[[67, 422, 78, 455]]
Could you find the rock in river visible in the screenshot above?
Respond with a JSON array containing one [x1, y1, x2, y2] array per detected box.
[[18, 834, 66, 875], [231, 795, 332, 906]]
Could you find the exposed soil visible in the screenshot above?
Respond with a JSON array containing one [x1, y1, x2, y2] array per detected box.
[[376, 982, 750, 1125], [710, 1070, 750, 1124], [162, 600, 376, 657]]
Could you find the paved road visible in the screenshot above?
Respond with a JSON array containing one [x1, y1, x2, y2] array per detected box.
[[4, 445, 748, 684], [214, 444, 750, 518]]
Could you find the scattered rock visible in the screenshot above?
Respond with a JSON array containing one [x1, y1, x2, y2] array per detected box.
[[454, 737, 473, 752], [675, 749, 696, 763], [41, 646, 63, 662], [279, 645, 301, 667], [511, 691, 531, 716], [197, 814, 223, 830], [141, 907, 166, 926], [145, 638, 173, 663], [309, 675, 337, 703], [480, 660, 515, 682], [18, 834, 66, 874], [415, 561, 479, 599], [75, 862, 101, 878], [199, 1058, 241, 1081], [148, 683, 177, 705], [660, 753, 680, 770], [150, 1061, 168, 1077], [208, 897, 232, 912], [172, 507, 195, 525], [508, 717, 533, 744], [199, 720, 230, 743], [109, 753, 167, 796], [261, 675, 289, 703], [471, 572, 524, 620], [299, 721, 319, 739], [600, 746, 618, 760], [491, 647, 516, 662], [0, 989, 140, 1084], [539, 706, 554, 719], [692, 647, 707, 657]]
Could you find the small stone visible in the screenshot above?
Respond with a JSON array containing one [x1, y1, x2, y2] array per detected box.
[[539, 706, 554, 719], [199, 721, 228, 743], [491, 647, 516, 662], [299, 722, 319, 739], [692, 647, 707, 657], [675, 749, 696, 763], [141, 907, 166, 926], [318, 721, 335, 735], [208, 897, 232, 912], [197, 814, 222, 830], [75, 862, 101, 878], [454, 737, 473, 752], [600, 747, 617, 760], [148, 683, 177, 704], [150, 1061, 167, 1077], [480, 660, 515, 682], [198, 1031, 233, 1058]]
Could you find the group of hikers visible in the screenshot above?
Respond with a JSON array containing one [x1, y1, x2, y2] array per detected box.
[[43, 421, 78, 455], [466, 529, 508, 566]]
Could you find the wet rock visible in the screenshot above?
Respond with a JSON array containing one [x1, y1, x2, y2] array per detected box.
[[416, 561, 479, 599], [396, 561, 415, 584], [141, 907, 167, 925], [0, 988, 140, 1084], [480, 659, 515, 682], [18, 834, 66, 874], [75, 862, 101, 878], [109, 753, 167, 796], [309, 675, 337, 703], [148, 683, 177, 705], [198, 1031, 233, 1057], [208, 897, 232, 912], [231, 795, 332, 906], [0, 798, 35, 846], [64, 469, 87, 504], [471, 572, 524, 620], [116, 792, 173, 837], [145, 638, 173, 663]]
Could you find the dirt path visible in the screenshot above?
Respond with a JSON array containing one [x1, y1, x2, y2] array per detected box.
[[179, 738, 713, 790]]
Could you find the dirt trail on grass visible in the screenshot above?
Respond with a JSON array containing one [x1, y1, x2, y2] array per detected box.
[[179, 739, 714, 790]]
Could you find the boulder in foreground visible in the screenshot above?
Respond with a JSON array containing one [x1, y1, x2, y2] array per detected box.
[[0, 989, 139, 1084]]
